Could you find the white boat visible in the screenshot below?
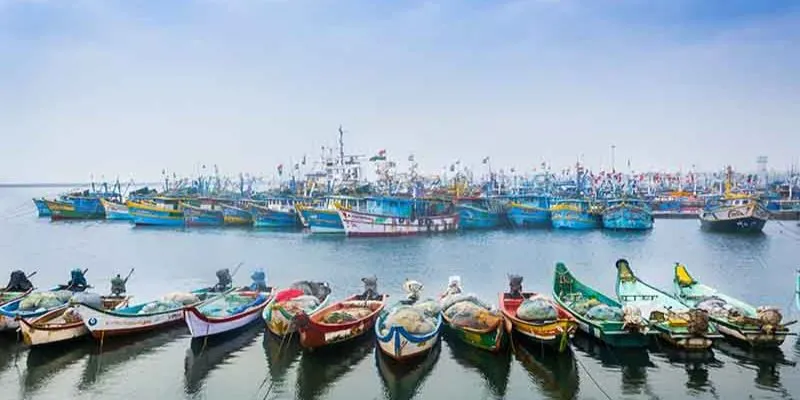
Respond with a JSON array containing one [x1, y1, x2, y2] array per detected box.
[[184, 290, 273, 339], [375, 280, 442, 361], [337, 207, 459, 237], [19, 295, 131, 347]]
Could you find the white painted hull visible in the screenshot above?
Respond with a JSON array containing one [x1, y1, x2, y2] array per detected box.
[[73, 304, 185, 338], [0, 316, 19, 331], [338, 209, 459, 237], [377, 328, 440, 361], [185, 305, 266, 338], [309, 226, 344, 234], [20, 322, 87, 346]]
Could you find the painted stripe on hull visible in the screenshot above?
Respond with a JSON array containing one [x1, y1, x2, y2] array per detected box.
[[338, 209, 459, 237]]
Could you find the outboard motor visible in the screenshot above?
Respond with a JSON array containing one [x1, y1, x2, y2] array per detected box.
[[250, 269, 268, 292], [68, 268, 88, 292], [401, 279, 423, 305], [110, 274, 127, 296], [214, 268, 233, 292], [508, 274, 523, 298], [357, 275, 380, 300], [6, 270, 33, 292]]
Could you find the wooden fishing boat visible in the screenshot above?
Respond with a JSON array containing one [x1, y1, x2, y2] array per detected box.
[[455, 197, 506, 230], [32, 198, 51, 217], [699, 167, 769, 233], [220, 203, 253, 226], [0, 287, 73, 331], [297, 196, 366, 234], [184, 289, 273, 339], [0, 288, 33, 307], [375, 280, 443, 361], [439, 277, 504, 352], [499, 275, 577, 352], [127, 198, 184, 226], [250, 203, 301, 228], [183, 203, 224, 227], [263, 281, 332, 337], [337, 197, 459, 237], [295, 294, 387, 350], [602, 199, 653, 230], [550, 199, 601, 230], [100, 198, 131, 220], [506, 195, 551, 228], [46, 198, 105, 220], [673, 263, 795, 347], [72, 288, 216, 338], [615, 259, 721, 350], [19, 295, 131, 347], [552, 262, 651, 348]]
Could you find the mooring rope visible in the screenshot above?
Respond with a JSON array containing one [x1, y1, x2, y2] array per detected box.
[[574, 353, 614, 400], [254, 325, 295, 400]]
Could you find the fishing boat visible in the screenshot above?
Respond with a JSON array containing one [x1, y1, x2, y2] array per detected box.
[[0, 288, 80, 331], [250, 199, 302, 228], [19, 295, 131, 347], [295, 277, 387, 349], [183, 202, 224, 227], [499, 275, 577, 352], [127, 197, 184, 226], [699, 166, 770, 233], [0, 288, 33, 308], [297, 196, 366, 234], [263, 281, 332, 337], [615, 259, 721, 350], [337, 197, 459, 237], [45, 197, 106, 220], [673, 263, 795, 347], [552, 262, 651, 347], [550, 199, 601, 230], [602, 198, 654, 230], [506, 195, 551, 228], [72, 288, 217, 339], [32, 198, 51, 217], [184, 289, 273, 339], [220, 203, 253, 226], [375, 280, 443, 361], [438, 276, 505, 352], [456, 197, 506, 230], [99, 198, 131, 220]]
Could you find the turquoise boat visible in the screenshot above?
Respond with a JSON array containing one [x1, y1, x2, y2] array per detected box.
[[615, 259, 721, 350], [183, 203, 224, 227], [506, 195, 551, 228], [250, 199, 301, 228], [552, 262, 651, 348], [100, 198, 131, 220], [456, 197, 506, 230], [550, 199, 601, 229], [127, 197, 185, 226], [673, 263, 795, 347], [602, 198, 654, 230], [220, 203, 253, 226], [33, 198, 51, 217], [297, 196, 366, 234], [45, 197, 106, 220]]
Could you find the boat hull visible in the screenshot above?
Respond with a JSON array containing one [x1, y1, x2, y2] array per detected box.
[[602, 205, 653, 230], [699, 204, 769, 233], [713, 321, 789, 347], [305, 208, 345, 234], [221, 204, 253, 226], [551, 210, 600, 229], [74, 304, 186, 338], [297, 296, 386, 349], [443, 317, 505, 352], [100, 199, 131, 220], [457, 204, 503, 230], [262, 295, 331, 337], [506, 204, 550, 228], [499, 292, 577, 352], [127, 201, 184, 226], [375, 314, 442, 361], [184, 297, 269, 339], [46, 199, 105, 220], [19, 296, 130, 346], [338, 209, 459, 237], [0, 289, 67, 331], [33, 199, 51, 217], [183, 206, 224, 227], [251, 206, 301, 228]]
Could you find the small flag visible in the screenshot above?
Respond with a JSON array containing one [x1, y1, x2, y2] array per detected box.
[[302, 155, 307, 165], [277, 164, 283, 175], [482, 157, 490, 164]]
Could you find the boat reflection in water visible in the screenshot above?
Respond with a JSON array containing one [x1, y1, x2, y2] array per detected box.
[[715, 339, 794, 396], [0, 340, 21, 382], [79, 327, 188, 391], [648, 341, 722, 393], [23, 340, 94, 397], [184, 323, 264, 395], [512, 333, 579, 399], [295, 335, 376, 400], [260, 331, 302, 397], [571, 332, 655, 398], [444, 334, 510, 399], [376, 337, 442, 400]]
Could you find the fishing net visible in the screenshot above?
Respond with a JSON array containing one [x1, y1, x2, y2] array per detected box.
[[139, 301, 183, 314], [321, 306, 373, 324], [202, 293, 263, 317], [281, 295, 321, 314], [413, 299, 442, 317], [441, 293, 491, 312], [382, 305, 437, 335], [18, 291, 73, 311], [585, 304, 624, 321], [71, 292, 103, 309], [443, 300, 501, 330], [516, 295, 557, 321], [62, 308, 82, 323], [570, 298, 601, 316], [162, 292, 200, 305], [290, 281, 331, 302]]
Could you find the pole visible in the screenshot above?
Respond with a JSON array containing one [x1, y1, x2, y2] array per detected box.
[[611, 145, 616, 174]]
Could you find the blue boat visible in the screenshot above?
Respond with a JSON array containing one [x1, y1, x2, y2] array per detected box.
[[46, 196, 106, 220], [506, 195, 551, 228], [220, 203, 253, 226], [602, 198, 654, 230], [100, 198, 131, 220], [127, 197, 185, 226], [250, 199, 301, 228], [33, 198, 51, 217], [550, 199, 601, 229], [297, 196, 366, 234], [456, 197, 506, 230], [183, 202, 224, 227]]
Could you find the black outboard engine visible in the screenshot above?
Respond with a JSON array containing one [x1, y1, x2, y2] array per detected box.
[[6, 270, 33, 292], [356, 276, 380, 301], [214, 268, 233, 291], [508, 274, 523, 298]]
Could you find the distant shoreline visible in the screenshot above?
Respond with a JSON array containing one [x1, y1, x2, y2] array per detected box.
[[0, 183, 160, 188]]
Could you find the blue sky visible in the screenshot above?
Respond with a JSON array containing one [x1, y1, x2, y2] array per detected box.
[[1, 0, 798, 182]]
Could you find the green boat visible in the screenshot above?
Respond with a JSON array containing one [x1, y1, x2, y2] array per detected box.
[[672, 263, 796, 348], [552, 262, 652, 348], [614, 258, 722, 350], [439, 277, 505, 352]]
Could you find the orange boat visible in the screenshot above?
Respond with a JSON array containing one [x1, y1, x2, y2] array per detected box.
[[499, 275, 577, 352], [295, 294, 387, 350]]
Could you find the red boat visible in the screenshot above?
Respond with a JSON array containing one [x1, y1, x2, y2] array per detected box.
[[295, 294, 388, 350]]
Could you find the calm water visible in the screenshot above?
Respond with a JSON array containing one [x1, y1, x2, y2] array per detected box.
[[1, 187, 800, 400]]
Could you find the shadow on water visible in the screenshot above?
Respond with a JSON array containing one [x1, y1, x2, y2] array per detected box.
[[296, 334, 376, 400], [184, 323, 264, 396], [648, 341, 723, 394], [22, 340, 94, 397], [376, 337, 442, 400], [0, 338, 22, 377], [261, 331, 302, 393], [444, 334, 511, 399], [714, 339, 794, 396], [571, 333, 656, 398], [511, 334, 579, 400], [78, 326, 188, 391]]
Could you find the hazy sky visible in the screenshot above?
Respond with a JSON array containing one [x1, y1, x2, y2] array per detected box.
[[1, 0, 799, 182]]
